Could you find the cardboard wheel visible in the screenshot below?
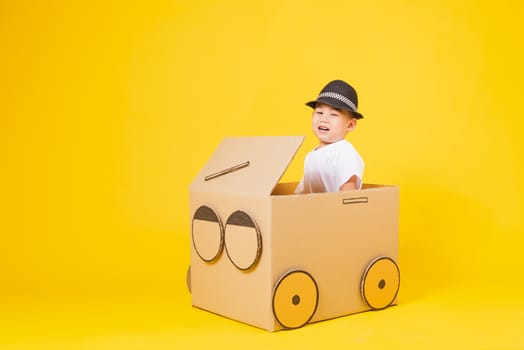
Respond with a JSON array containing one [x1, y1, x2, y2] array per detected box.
[[186, 265, 191, 293], [224, 210, 262, 271], [361, 257, 400, 310], [192, 206, 224, 262], [272, 270, 318, 329]]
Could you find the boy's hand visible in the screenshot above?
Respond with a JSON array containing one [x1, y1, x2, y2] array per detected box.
[[339, 176, 358, 191]]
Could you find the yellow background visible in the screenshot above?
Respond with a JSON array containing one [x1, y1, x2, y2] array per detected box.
[[1, 0, 523, 348]]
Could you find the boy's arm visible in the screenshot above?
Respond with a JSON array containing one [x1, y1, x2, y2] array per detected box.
[[339, 175, 358, 191], [294, 178, 305, 194]]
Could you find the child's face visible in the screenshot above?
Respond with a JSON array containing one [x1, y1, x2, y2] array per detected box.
[[312, 102, 356, 147]]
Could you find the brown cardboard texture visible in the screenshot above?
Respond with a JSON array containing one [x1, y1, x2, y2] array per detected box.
[[189, 136, 400, 331]]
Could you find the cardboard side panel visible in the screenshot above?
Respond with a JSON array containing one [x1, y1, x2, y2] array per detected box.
[[270, 186, 399, 324], [189, 191, 276, 331], [271, 182, 392, 196]]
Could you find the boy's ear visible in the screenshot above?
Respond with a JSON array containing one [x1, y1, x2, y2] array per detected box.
[[347, 118, 357, 131]]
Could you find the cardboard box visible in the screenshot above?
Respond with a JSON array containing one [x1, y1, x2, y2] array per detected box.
[[189, 136, 399, 331]]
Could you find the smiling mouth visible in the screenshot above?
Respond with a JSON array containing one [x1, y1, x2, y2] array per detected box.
[[318, 126, 329, 132]]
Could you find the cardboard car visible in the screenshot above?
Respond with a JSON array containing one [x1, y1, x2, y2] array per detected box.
[[187, 136, 399, 331]]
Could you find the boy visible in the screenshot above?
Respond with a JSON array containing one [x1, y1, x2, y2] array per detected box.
[[295, 80, 364, 193]]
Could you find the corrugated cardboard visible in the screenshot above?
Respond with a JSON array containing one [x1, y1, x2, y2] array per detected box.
[[189, 136, 399, 331]]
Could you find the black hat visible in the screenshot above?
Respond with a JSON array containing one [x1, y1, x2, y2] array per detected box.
[[306, 80, 364, 119]]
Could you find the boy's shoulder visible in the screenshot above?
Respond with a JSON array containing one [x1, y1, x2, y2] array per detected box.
[[330, 140, 362, 161], [330, 139, 353, 151]]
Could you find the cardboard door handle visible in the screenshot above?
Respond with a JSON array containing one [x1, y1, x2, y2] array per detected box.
[[342, 197, 368, 205], [205, 161, 250, 181]]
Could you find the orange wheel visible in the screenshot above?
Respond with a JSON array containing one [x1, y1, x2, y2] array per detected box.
[[272, 270, 318, 329], [186, 265, 191, 294], [361, 257, 400, 310], [224, 210, 262, 271], [192, 206, 224, 262]]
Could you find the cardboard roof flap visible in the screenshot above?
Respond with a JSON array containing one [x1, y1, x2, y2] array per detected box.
[[190, 136, 304, 196]]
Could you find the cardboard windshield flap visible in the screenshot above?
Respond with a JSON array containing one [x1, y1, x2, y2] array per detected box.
[[189, 136, 399, 331]]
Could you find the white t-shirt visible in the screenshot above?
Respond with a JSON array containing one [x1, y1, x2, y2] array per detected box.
[[295, 140, 364, 193]]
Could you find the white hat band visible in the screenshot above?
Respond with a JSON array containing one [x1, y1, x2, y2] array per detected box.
[[318, 92, 357, 112]]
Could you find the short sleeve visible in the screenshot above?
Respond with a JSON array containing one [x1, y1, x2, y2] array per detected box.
[[337, 148, 364, 190]]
